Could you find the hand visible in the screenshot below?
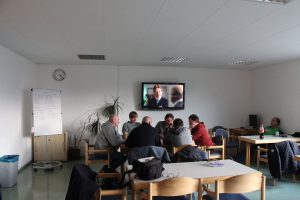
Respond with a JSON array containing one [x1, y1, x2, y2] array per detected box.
[[122, 132, 128, 140]]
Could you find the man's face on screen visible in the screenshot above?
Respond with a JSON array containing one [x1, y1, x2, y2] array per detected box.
[[153, 88, 162, 99]]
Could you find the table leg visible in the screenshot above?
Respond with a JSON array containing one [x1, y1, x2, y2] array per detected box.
[[132, 188, 137, 200], [245, 142, 251, 166]]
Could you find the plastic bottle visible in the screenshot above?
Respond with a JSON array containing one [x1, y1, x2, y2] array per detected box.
[[259, 124, 264, 139]]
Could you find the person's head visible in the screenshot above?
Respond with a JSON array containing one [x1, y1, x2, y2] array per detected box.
[[129, 111, 138, 123], [271, 117, 280, 128], [164, 113, 174, 127], [189, 114, 199, 128], [109, 114, 120, 127], [142, 116, 152, 125], [173, 118, 184, 129], [153, 84, 163, 99], [171, 85, 183, 103]]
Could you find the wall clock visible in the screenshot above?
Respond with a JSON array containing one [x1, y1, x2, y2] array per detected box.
[[53, 68, 66, 81]]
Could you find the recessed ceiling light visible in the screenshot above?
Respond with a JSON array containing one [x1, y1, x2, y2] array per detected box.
[[245, 0, 292, 4], [228, 60, 258, 65], [78, 54, 106, 60], [160, 57, 189, 63]]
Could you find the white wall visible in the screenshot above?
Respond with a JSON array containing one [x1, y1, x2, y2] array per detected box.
[[37, 64, 252, 150], [252, 59, 300, 133], [36, 65, 119, 147], [118, 66, 251, 128], [0, 45, 36, 169]]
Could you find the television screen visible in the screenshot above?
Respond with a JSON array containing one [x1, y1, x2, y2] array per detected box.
[[141, 82, 185, 110]]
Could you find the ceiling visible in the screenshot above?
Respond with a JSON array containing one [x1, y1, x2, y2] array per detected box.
[[1, 0, 300, 69]]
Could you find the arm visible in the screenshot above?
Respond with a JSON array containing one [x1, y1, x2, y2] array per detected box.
[[122, 123, 129, 140], [125, 130, 134, 148], [104, 127, 124, 147], [155, 122, 162, 135]]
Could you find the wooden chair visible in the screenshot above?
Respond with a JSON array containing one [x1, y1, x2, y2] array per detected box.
[[84, 140, 111, 167], [256, 146, 268, 170], [200, 173, 266, 200], [139, 177, 202, 200], [214, 128, 239, 157], [205, 137, 225, 160], [95, 172, 126, 200]]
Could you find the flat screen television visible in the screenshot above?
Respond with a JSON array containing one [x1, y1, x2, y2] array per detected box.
[[141, 82, 185, 110]]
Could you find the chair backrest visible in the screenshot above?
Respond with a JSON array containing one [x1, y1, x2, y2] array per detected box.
[[212, 135, 224, 146], [215, 129, 229, 140], [202, 173, 265, 200], [218, 173, 265, 194], [212, 126, 226, 134], [148, 177, 201, 200], [84, 140, 110, 167]]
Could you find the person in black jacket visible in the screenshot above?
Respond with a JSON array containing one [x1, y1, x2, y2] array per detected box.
[[125, 116, 161, 148], [147, 84, 168, 108]]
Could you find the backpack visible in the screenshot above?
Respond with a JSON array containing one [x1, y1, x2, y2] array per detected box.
[[132, 157, 164, 180]]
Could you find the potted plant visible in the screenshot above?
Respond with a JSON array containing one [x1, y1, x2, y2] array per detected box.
[[68, 111, 101, 160], [68, 96, 123, 159], [101, 96, 123, 119]]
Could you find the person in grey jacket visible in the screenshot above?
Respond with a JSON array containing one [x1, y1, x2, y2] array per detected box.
[[164, 118, 194, 151], [94, 115, 126, 169]]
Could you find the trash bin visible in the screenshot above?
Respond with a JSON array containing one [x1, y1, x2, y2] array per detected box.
[[0, 155, 19, 188]]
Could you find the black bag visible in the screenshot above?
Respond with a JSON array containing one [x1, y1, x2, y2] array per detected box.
[[132, 158, 164, 180]]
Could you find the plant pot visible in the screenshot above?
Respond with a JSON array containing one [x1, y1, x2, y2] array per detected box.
[[68, 148, 81, 160]]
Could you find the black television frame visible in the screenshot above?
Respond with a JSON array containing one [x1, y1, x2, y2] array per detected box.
[[141, 82, 185, 110]]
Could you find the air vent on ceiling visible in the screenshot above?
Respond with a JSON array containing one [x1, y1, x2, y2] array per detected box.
[[245, 0, 292, 4], [160, 57, 189, 63], [78, 54, 106, 60], [228, 60, 258, 65]]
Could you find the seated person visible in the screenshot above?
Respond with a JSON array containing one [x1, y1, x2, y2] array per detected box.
[[147, 84, 168, 108], [264, 117, 284, 136], [122, 111, 141, 140], [94, 115, 126, 170], [189, 114, 213, 147], [125, 116, 161, 148], [170, 85, 184, 107], [164, 118, 194, 150], [155, 113, 174, 138]]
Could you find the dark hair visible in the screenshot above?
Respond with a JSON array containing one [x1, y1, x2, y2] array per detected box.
[[165, 113, 174, 120], [173, 118, 183, 129], [189, 114, 199, 122], [273, 117, 280, 125], [129, 111, 138, 118]]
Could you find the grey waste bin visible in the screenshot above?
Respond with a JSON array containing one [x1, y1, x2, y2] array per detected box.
[[0, 155, 19, 187]]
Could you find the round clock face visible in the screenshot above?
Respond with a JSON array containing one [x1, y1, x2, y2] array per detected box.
[[53, 68, 66, 81]]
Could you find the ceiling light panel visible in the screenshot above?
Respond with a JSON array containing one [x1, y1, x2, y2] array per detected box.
[[160, 57, 189, 63]]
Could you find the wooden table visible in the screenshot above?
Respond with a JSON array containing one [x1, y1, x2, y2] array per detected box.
[[295, 155, 300, 162], [239, 135, 300, 166], [230, 128, 258, 136], [132, 159, 260, 200]]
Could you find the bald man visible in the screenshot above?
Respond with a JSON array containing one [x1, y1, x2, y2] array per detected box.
[[125, 116, 161, 148], [94, 115, 126, 169], [171, 85, 184, 107]]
